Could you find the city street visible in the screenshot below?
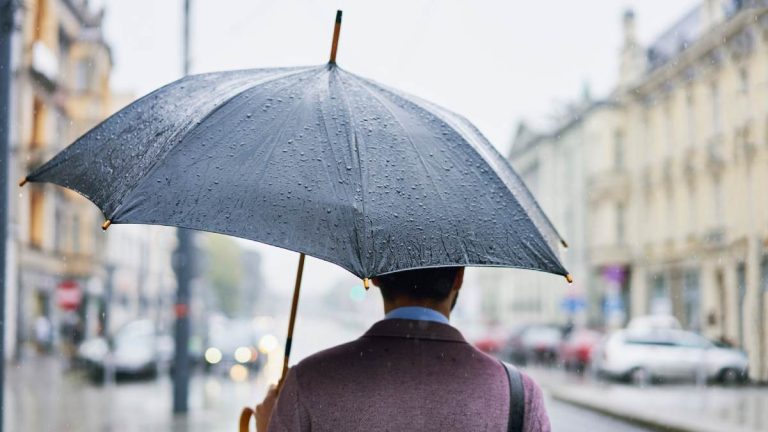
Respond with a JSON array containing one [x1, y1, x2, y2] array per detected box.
[[6, 355, 653, 432]]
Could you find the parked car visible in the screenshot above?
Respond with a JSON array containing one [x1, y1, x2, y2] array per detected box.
[[626, 315, 682, 331], [503, 324, 563, 365], [559, 328, 603, 372], [77, 319, 174, 381], [595, 328, 748, 385]]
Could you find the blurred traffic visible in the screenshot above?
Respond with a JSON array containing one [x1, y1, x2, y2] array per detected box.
[[476, 314, 750, 389]]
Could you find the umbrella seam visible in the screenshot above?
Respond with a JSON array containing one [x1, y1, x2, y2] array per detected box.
[[334, 70, 370, 274]]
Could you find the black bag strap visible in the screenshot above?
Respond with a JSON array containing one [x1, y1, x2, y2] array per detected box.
[[500, 360, 525, 432]]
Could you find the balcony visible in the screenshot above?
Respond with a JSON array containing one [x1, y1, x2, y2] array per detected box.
[[587, 169, 631, 203], [703, 227, 727, 249], [589, 243, 633, 267]]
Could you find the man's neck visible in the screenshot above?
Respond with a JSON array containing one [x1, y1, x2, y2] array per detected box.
[[383, 299, 450, 320]]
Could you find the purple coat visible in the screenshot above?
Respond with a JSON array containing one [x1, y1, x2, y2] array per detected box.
[[268, 319, 550, 431]]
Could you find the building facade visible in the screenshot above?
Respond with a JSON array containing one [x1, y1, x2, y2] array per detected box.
[[493, 98, 620, 328], [492, 0, 768, 381], [7, 0, 177, 359], [595, 0, 768, 380]]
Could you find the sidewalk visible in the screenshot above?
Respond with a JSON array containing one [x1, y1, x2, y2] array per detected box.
[[527, 367, 768, 432]]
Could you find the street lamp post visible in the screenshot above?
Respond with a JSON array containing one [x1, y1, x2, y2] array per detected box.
[[0, 1, 15, 430], [172, 0, 194, 414]]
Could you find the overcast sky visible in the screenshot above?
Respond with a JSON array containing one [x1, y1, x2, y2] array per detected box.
[[100, 0, 700, 300]]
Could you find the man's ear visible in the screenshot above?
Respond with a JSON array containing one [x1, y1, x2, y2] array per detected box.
[[452, 267, 465, 291]]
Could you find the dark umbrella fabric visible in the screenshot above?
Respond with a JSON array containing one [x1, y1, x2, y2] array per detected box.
[[26, 64, 568, 279]]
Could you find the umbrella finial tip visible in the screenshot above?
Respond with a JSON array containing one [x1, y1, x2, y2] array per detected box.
[[565, 274, 574, 284], [363, 278, 370, 290], [561, 240, 569, 249], [102, 220, 112, 231], [336, 10, 342, 21]]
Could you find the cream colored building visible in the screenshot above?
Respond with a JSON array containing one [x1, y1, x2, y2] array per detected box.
[[10, 0, 113, 357], [8, 0, 177, 358], [482, 97, 621, 329], [592, 1, 768, 380]]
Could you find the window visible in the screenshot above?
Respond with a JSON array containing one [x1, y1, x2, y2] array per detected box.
[[613, 130, 624, 169], [685, 88, 695, 147], [616, 203, 625, 244], [641, 109, 650, 165], [739, 68, 750, 120], [649, 273, 670, 315], [72, 213, 80, 253], [31, 97, 46, 149], [737, 262, 746, 346], [664, 100, 673, 155], [761, 255, 768, 293], [29, 189, 44, 248], [712, 177, 724, 227], [75, 58, 93, 92], [683, 270, 701, 330], [711, 83, 721, 134]]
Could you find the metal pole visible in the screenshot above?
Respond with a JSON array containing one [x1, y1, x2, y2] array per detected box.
[[172, 0, 193, 414], [0, 1, 15, 430]]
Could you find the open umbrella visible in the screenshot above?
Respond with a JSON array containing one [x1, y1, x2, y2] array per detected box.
[[21, 10, 570, 389]]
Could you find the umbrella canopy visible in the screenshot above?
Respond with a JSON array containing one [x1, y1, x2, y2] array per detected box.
[[24, 62, 568, 279]]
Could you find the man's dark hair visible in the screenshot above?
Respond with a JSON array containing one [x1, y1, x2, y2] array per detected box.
[[376, 267, 461, 302]]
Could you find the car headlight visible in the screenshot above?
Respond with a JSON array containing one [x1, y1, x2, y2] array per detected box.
[[234, 346, 252, 363], [205, 347, 222, 364], [258, 334, 278, 353]]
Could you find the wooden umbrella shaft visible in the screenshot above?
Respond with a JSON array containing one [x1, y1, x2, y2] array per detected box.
[[279, 252, 305, 387]]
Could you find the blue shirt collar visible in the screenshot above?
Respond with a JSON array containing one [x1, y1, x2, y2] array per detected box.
[[384, 306, 450, 325]]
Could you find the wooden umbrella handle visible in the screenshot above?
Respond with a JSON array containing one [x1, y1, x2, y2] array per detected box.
[[239, 407, 255, 432]]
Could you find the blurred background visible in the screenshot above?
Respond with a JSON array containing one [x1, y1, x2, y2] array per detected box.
[[1, 0, 767, 431]]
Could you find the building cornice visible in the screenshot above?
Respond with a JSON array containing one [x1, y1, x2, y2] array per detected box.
[[625, 7, 768, 98]]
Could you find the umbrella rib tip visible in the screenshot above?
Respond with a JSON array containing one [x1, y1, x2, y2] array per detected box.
[[102, 219, 112, 231], [363, 278, 370, 290], [18, 177, 28, 187], [565, 274, 574, 284]]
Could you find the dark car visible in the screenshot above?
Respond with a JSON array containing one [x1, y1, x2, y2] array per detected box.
[[559, 328, 603, 372], [203, 319, 265, 379], [503, 324, 564, 365]]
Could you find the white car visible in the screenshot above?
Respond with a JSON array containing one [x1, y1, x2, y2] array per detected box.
[[595, 329, 748, 385]]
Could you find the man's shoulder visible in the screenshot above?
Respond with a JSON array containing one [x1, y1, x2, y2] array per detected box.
[[293, 337, 364, 371], [292, 327, 501, 375]]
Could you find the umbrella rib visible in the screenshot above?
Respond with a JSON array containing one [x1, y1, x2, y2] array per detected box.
[[313, 82, 350, 213], [334, 72, 371, 273], [110, 67, 320, 220]]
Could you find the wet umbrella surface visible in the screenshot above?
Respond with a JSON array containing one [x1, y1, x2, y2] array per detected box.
[[25, 64, 568, 279]]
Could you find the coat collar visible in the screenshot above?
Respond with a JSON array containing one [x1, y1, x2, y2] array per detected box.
[[362, 318, 467, 343]]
